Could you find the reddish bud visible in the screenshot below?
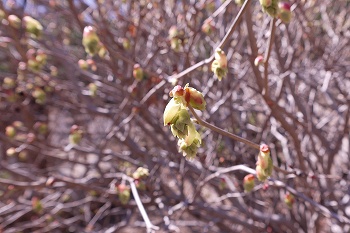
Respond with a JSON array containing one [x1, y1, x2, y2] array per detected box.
[[254, 55, 264, 66], [117, 184, 130, 205], [169, 85, 184, 98], [184, 85, 206, 111], [278, 2, 292, 24]]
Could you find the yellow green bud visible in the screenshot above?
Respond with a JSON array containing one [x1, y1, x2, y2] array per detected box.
[[8, 15, 21, 29], [243, 174, 255, 192], [23, 16, 43, 39], [284, 193, 295, 208], [82, 26, 101, 56]]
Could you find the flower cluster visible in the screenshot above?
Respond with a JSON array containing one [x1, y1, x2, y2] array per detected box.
[[256, 144, 273, 181], [211, 48, 228, 81], [163, 84, 206, 158]]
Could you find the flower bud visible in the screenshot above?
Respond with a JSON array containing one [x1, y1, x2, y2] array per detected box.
[[170, 109, 192, 139], [3, 77, 16, 89], [122, 38, 131, 50], [169, 85, 185, 99], [27, 59, 40, 72], [34, 122, 48, 135], [178, 135, 201, 159], [259, 0, 272, 7], [205, 0, 216, 12], [256, 144, 273, 181], [88, 83, 98, 97], [254, 55, 264, 66], [32, 87, 46, 104], [257, 144, 271, 170], [170, 38, 181, 52], [177, 126, 201, 158], [235, 0, 245, 6], [278, 2, 292, 24], [5, 126, 16, 138], [18, 151, 28, 161], [168, 25, 178, 39], [259, 0, 279, 17], [82, 26, 101, 56], [134, 179, 146, 190], [184, 85, 206, 111], [284, 193, 294, 208], [6, 147, 16, 156], [163, 98, 183, 126], [36, 50, 47, 65], [98, 44, 107, 58], [8, 15, 21, 29], [23, 16, 43, 39], [211, 48, 228, 81], [214, 48, 227, 68], [132, 167, 149, 179], [256, 165, 268, 181], [13, 121, 24, 129], [78, 60, 88, 70], [117, 184, 130, 205], [243, 174, 255, 192], [69, 125, 83, 145], [133, 64, 144, 81]]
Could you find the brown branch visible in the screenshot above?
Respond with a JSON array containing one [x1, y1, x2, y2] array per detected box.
[[188, 105, 260, 150]]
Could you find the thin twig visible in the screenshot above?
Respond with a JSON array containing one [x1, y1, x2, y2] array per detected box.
[[125, 176, 159, 233], [188, 105, 260, 150], [263, 18, 277, 96], [167, 0, 251, 81]]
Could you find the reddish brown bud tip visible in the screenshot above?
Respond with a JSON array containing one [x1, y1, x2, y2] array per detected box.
[[279, 2, 291, 11], [260, 144, 270, 152], [70, 125, 79, 133], [169, 85, 184, 97]]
